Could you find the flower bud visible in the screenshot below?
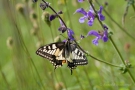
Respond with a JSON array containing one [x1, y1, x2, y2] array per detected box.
[[41, 11, 51, 26], [124, 43, 130, 52], [30, 10, 37, 22], [55, 82, 64, 90], [16, 3, 25, 16], [40, 3, 46, 10], [104, 2, 108, 6], [7, 37, 14, 49]]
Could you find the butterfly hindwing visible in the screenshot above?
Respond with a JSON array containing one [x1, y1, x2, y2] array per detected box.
[[66, 43, 88, 73], [70, 44, 88, 65], [36, 42, 66, 68]]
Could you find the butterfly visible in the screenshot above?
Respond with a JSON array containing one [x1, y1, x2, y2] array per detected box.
[[36, 39, 88, 74]]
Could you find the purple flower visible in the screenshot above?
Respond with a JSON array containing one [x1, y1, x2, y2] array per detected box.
[[58, 19, 74, 41], [50, 14, 56, 21], [97, 6, 105, 21], [58, 19, 67, 33], [80, 34, 85, 39], [78, 0, 85, 3], [67, 29, 74, 41], [75, 6, 105, 26], [87, 26, 108, 45], [40, 2, 50, 10]]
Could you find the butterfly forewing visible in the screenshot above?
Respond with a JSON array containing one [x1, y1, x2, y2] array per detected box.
[[36, 42, 66, 68]]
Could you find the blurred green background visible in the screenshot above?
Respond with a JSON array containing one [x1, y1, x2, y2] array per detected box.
[[0, 0, 135, 90]]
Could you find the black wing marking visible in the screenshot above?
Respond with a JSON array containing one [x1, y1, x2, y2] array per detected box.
[[36, 42, 66, 69]]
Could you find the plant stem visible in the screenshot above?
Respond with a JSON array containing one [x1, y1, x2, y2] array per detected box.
[[109, 37, 126, 65], [64, 0, 73, 29], [132, 2, 135, 12], [87, 54, 121, 68], [0, 64, 11, 90], [49, 26, 54, 42]]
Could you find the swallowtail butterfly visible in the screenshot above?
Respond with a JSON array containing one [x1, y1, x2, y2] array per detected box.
[[36, 39, 88, 74]]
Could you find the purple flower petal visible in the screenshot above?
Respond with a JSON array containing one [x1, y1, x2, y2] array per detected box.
[[92, 37, 99, 45], [102, 29, 108, 42], [98, 6, 105, 21], [79, 16, 86, 23], [50, 15, 56, 21], [98, 14, 105, 21], [103, 24, 108, 30], [59, 19, 64, 26], [58, 19, 67, 33], [78, 0, 85, 2], [62, 39, 67, 42], [98, 6, 103, 14], [75, 8, 87, 15], [87, 30, 99, 36], [87, 18, 94, 26], [87, 11, 94, 18], [58, 27, 67, 33], [87, 11, 95, 26], [89, 6, 94, 13], [68, 29, 74, 40], [102, 36, 108, 42]]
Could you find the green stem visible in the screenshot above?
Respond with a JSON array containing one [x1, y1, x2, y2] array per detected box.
[[60, 69, 68, 90], [49, 27, 54, 42], [0, 64, 11, 90], [83, 68, 93, 89], [75, 73, 84, 90], [87, 54, 121, 68], [132, 3, 135, 12], [109, 37, 126, 65], [64, 0, 73, 29], [127, 69, 135, 84]]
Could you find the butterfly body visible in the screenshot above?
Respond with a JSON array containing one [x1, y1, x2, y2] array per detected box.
[[36, 39, 88, 74]]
